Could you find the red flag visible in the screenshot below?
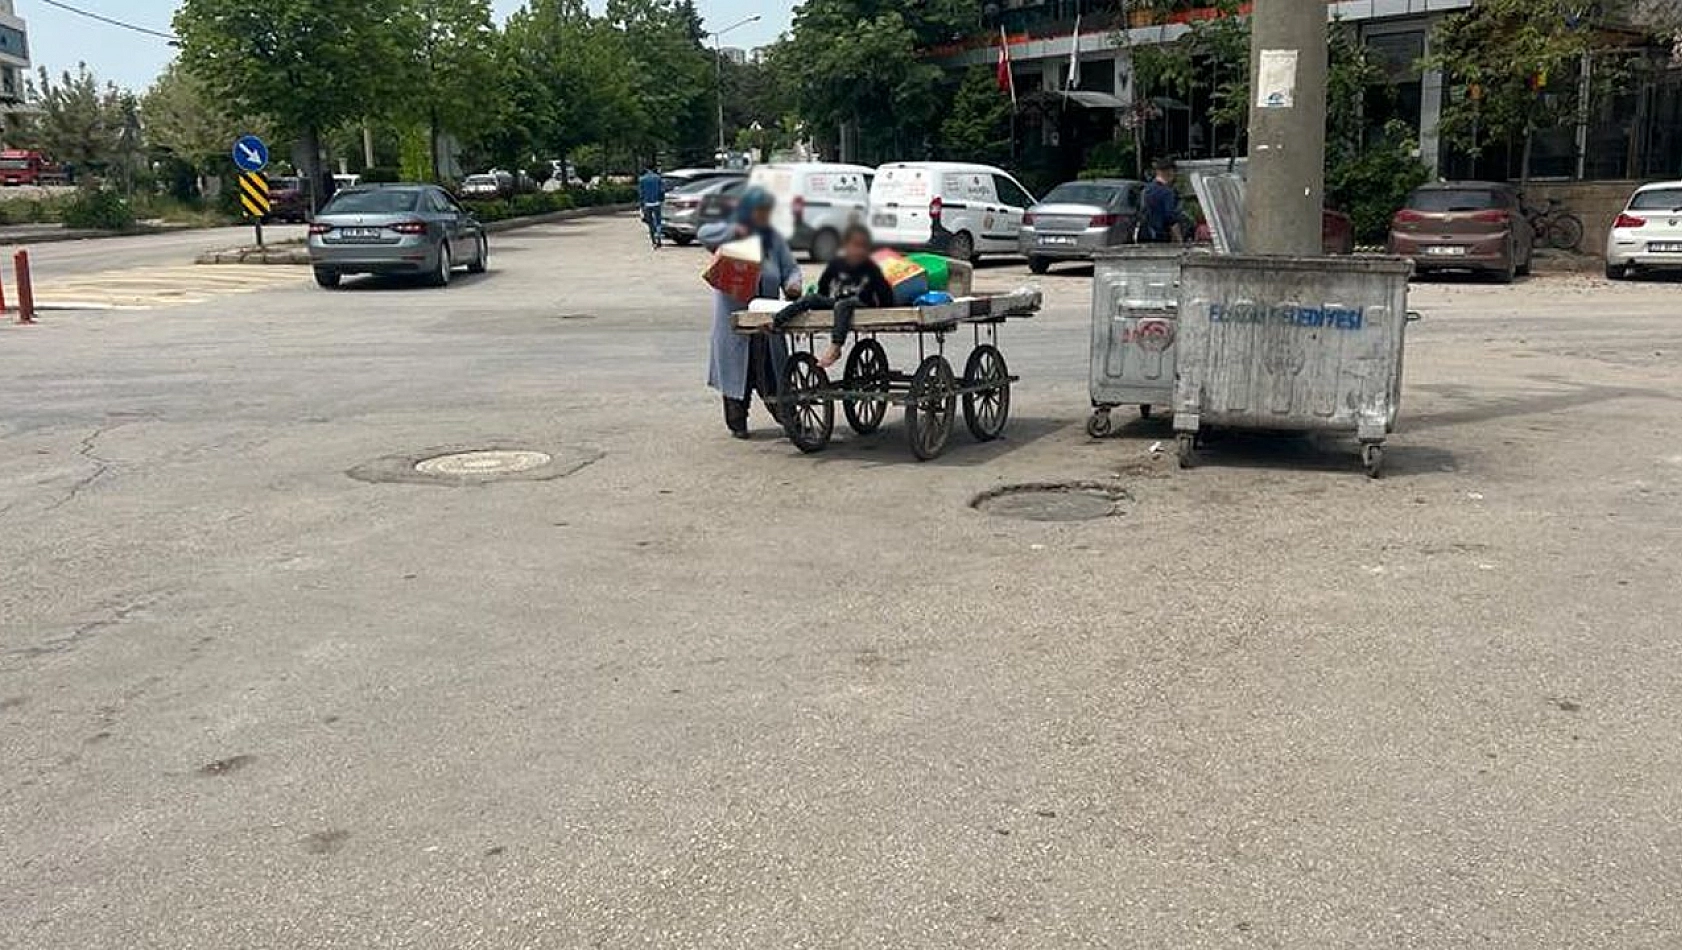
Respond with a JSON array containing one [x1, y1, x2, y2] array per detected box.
[[996, 26, 1016, 105]]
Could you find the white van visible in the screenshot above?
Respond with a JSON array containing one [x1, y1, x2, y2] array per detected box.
[[868, 162, 1038, 262], [750, 162, 875, 262]]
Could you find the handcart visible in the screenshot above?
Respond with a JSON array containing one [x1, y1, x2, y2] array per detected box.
[[733, 288, 1041, 461]]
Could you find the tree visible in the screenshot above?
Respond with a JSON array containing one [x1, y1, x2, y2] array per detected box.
[[24, 64, 128, 175], [141, 61, 264, 171], [173, 0, 409, 208], [396, 0, 499, 180], [937, 67, 1012, 166], [775, 0, 975, 162], [606, 0, 712, 165], [502, 0, 642, 169]]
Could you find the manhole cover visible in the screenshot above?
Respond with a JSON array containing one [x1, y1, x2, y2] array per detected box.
[[415, 450, 553, 477], [348, 444, 602, 486], [971, 482, 1131, 522]]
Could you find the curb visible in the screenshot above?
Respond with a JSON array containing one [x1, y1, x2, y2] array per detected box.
[[482, 203, 637, 234], [0, 224, 178, 247], [194, 203, 637, 265]]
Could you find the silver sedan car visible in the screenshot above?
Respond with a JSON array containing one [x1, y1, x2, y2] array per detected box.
[[308, 184, 488, 289], [1020, 179, 1145, 274]]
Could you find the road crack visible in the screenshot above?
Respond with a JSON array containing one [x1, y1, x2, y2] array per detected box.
[[45, 424, 122, 511]]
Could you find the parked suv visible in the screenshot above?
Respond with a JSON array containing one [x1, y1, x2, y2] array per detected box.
[[1388, 182, 1534, 282], [1604, 180, 1682, 280]]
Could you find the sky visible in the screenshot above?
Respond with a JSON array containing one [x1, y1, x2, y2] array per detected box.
[[19, 0, 792, 91]]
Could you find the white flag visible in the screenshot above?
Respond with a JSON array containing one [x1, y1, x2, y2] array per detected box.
[[1067, 14, 1082, 90]]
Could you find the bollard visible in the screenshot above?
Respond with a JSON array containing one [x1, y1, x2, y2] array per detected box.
[[14, 249, 34, 325], [0, 258, 7, 314]]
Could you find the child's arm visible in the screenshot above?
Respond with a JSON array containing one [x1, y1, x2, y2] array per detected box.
[[814, 261, 843, 298]]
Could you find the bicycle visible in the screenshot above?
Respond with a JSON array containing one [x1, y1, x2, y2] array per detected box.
[[1524, 197, 1585, 251]]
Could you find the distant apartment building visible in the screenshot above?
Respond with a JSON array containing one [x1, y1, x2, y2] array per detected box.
[[718, 46, 748, 66], [945, 0, 1682, 183], [0, 0, 28, 106]]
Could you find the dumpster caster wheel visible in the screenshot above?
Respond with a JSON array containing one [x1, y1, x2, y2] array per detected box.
[[1139, 404, 1154, 420], [1176, 434, 1197, 469], [1362, 444, 1384, 479], [780, 353, 835, 454], [1086, 409, 1114, 440]]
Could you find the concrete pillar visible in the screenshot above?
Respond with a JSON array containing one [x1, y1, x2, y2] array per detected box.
[[1245, 0, 1329, 256]]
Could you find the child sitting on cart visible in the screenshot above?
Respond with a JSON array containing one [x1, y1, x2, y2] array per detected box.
[[773, 224, 895, 369]]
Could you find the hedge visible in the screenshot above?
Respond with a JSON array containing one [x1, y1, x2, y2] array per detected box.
[[464, 185, 638, 223]]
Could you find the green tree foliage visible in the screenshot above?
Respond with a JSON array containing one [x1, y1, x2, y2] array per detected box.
[[1423, 0, 1640, 180], [140, 61, 264, 171], [172, 0, 408, 203], [607, 0, 713, 165], [775, 0, 975, 162], [502, 0, 642, 168], [937, 67, 1013, 166], [22, 64, 128, 174], [397, 0, 501, 180], [1326, 121, 1431, 244]]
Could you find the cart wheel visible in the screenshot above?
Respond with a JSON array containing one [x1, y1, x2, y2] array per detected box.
[[1176, 433, 1197, 469], [1086, 408, 1114, 440], [1139, 404, 1154, 420], [780, 353, 834, 454], [842, 339, 890, 435], [961, 344, 1011, 442], [905, 355, 956, 461], [1362, 443, 1384, 479]]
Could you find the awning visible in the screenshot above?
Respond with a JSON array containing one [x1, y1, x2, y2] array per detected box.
[[1022, 89, 1130, 110]]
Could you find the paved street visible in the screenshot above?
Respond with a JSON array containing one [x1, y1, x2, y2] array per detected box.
[[3, 215, 1681, 949]]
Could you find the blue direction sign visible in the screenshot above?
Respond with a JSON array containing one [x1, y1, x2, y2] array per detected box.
[[232, 135, 269, 173]]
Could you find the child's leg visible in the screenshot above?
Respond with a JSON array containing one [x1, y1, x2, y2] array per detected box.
[[830, 297, 859, 346], [772, 294, 834, 330]]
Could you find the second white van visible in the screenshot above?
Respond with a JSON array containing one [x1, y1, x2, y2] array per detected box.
[[750, 162, 875, 262], [868, 162, 1038, 263]]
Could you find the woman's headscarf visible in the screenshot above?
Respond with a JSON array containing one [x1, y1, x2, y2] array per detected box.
[[734, 186, 776, 252]]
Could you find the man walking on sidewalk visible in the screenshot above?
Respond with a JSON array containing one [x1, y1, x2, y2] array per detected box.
[[638, 167, 666, 249]]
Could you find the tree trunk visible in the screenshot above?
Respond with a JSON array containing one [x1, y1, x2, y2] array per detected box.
[[430, 105, 443, 183], [303, 125, 326, 214]]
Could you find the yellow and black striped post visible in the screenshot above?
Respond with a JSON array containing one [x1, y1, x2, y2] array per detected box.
[[237, 172, 271, 248]]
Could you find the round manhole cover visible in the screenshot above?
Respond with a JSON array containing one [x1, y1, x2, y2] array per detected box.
[[414, 450, 553, 477], [971, 482, 1131, 522], [348, 444, 602, 486]]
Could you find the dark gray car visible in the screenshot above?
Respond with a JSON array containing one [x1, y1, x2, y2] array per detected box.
[[308, 185, 488, 289], [1020, 179, 1144, 274]]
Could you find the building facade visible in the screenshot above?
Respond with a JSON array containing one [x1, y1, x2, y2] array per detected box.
[[943, 0, 1682, 184], [0, 0, 29, 107]]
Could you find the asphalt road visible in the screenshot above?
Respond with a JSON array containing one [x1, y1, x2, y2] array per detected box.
[[3, 217, 1681, 949], [1, 224, 307, 282]]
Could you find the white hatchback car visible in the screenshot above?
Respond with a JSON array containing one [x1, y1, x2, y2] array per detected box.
[[1605, 180, 1682, 280]]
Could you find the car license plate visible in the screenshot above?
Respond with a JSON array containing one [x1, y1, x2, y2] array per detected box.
[[1424, 245, 1467, 256], [872, 213, 897, 228], [341, 227, 383, 240], [1039, 236, 1077, 246], [1650, 242, 1682, 253]]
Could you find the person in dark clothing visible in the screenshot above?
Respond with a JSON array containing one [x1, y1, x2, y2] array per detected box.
[[1138, 158, 1184, 244], [772, 225, 895, 369]]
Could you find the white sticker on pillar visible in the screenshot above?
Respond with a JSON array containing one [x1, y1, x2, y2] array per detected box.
[[1256, 49, 1298, 109]]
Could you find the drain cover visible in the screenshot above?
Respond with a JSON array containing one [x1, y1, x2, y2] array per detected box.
[[415, 450, 553, 477], [971, 482, 1130, 522], [349, 444, 601, 486]]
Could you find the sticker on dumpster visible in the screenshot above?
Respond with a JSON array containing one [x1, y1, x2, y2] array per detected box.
[[1208, 302, 1365, 331], [1128, 318, 1176, 351]]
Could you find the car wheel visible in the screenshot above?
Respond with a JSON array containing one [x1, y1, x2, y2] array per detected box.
[[948, 231, 977, 264], [809, 229, 841, 263], [672, 234, 696, 247], [313, 268, 341, 289], [1028, 256, 1051, 275], [429, 242, 452, 288], [1605, 262, 1630, 281], [467, 235, 488, 274], [1495, 248, 1517, 284]]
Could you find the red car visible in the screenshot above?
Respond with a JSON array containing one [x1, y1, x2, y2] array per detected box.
[[1193, 209, 1356, 255]]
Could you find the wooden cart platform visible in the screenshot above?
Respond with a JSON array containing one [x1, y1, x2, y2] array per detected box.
[[730, 290, 1043, 460]]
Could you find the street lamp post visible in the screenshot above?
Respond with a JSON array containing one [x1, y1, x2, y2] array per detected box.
[[711, 15, 762, 164]]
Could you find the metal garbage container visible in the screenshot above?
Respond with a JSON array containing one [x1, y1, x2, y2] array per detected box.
[[1088, 246, 1191, 438], [1172, 254, 1414, 477]]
